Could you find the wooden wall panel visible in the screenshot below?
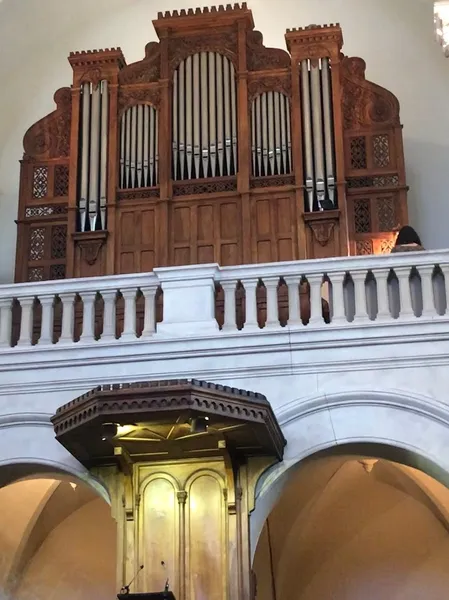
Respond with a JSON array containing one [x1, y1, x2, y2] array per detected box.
[[252, 192, 296, 263], [118, 206, 156, 274]]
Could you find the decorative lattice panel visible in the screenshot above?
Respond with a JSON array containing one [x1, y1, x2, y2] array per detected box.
[[50, 264, 66, 279], [347, 175, 399, 189], [372, 134, 390, 168], [54, 165, 70, 197], [377, 197, 397, 232], [51, 225, 67, 259], [350, 137, 367, 170], [354, 199, 371, 233], [28, 267, 44, 281], [356, 240, 373, 255], [380, 239, 394, 254], [32, 167, 48, 199], [25, 204, 68, 218], [29, 227, 46, 260]]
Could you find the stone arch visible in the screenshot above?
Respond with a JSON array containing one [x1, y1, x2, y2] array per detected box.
[[250, 389, 449, 557], [0, 412, 109, 500]]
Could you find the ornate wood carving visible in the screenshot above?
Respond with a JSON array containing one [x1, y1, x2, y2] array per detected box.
[[118, 42, 161, 85], [118, 86, 161, 113], [341, 57, 400, 130], [247, 72, 291, 101], [74, 232, 108, 266], [169, 30, 238, 70], [309, 221, 335, 247], [247, 30, 290, 71], [23, 88, 72, 160]]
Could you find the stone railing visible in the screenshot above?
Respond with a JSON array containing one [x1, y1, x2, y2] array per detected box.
[[1, 249, 449, 349]]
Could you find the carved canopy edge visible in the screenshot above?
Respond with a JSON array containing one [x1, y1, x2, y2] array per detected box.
[[23, 87, 72, 160], [118, 41, 161, 85], [341, 56, 401, 130], [247, 30, 291, 71]]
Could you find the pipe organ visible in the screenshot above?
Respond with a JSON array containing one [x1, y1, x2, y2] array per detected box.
[[15, 3, 409, 282]]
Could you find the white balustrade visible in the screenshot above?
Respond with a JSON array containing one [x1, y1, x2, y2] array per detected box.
[[0, 250, 448, 350]]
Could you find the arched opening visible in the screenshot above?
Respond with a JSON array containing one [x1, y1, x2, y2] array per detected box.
[[252, 445, 449, 600], [0, 463, 116, 600]]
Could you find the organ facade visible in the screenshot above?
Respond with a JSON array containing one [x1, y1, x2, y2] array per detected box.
[[15, 3, 408, 283]]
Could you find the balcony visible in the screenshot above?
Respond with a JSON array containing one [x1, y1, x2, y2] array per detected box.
[[0, 249, 448, 366]]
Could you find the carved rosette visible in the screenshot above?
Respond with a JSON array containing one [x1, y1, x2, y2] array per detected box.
[[79, 67, 103, 89], [118, 86, 161, 114], [341, 57, 400, 130], [118, 42, 161, 85], [247, 31, 291, 71], [309, 221, 335, 247], [169, 31, 238, 71], [247, 74, 292, 103], [23, 88, 72, 160]]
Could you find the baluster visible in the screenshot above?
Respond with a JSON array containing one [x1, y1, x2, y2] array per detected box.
[[100, 290, 117, 341], [80, 292, 96, 343], [38, 294, 55, 345], [59, 293, 75, 344], [222, 281, 237, 331], [371, 268, 391, 321], [141, 286, 157, 337], [308, 275, 323, 326], [419, 265, 436, 318], [121, 289, 137, 340], [442, 265, 449, 315], [285, 276, 301, 326], [395, 266, 414, 319], [329, 271, 346, 325], [0, 299, 13, 347], [17, 296, 35, 346], [352, 271, 369, 323], [265, 278, 279, 328], [243, 279, 259, 330]]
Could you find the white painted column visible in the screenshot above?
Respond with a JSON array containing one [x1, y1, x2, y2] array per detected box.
[[372, 268, 391, 321], [264, 278, 280, 329], [0, 299, 12, 347], [222, 281, 237, 331], [329, 272, 346, 325], [17, 297, 35, 346], [243, 279, 259, 331], [419, 266, 436, 318], [352, 272, 369, 323], [59, 293, 75, 344], [100, 290, 117, 342], [308, 275, 323, 326], [141, 286, 157, 337], [80, 292, 96, 343], [285, 276, 301, 327], [154, 265, 219, 337], [121, 289, 137, 341], [38, 295, 55, 345], [395, 267, 414, 319]]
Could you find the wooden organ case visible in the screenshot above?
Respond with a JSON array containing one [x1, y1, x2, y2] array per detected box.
[[15, 3, 409, 283]]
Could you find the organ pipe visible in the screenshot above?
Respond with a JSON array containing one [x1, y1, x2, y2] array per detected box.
[[250, 91, 292, 177], [172, 52, 238, 180], [300, 58, 336, 211], [78, 80, 109, 232], [119, 103, 159, 189]]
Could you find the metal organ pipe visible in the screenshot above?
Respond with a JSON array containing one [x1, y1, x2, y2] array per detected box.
[[119, 103, 159, 189], [300, 58, 336, 211], [250, 91, 292, 177], [172, 52, 238, 180], [78, 80, 109, 232], [321, 58, 336, 205]]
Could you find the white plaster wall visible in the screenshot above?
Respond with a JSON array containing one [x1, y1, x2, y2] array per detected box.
[[0, 0, 447, 283]]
